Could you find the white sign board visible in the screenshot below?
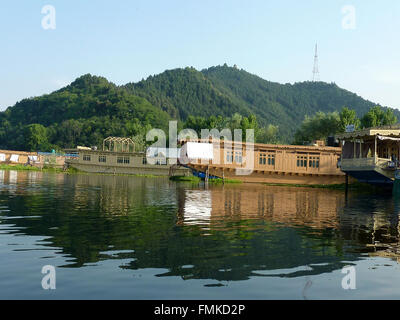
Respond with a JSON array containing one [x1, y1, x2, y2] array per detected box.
[[181, 142, 214, 160]]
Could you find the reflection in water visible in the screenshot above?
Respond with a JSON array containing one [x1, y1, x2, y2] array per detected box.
[[9, 170, 17, 184], [27, 170, 38, 183], [1, 170, 400, 298], [178, 185, 344, 230], [181, 190, 212, 225]]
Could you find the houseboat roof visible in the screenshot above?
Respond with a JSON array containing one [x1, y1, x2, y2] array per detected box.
[[336, 128, 400, 140], [179, 139, 341, 153], [146, 147, 181, 158], [64, 148, 145, 156], [0, 149, 37, 156]]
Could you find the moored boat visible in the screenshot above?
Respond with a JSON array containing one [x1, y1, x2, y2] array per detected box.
[[336, 127, 400, 186]]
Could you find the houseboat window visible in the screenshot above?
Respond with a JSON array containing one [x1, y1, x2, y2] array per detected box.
[[83, 154, 91, 161], [235, 151, 243, 164], [309, 156, 320, 168], [98, 155, 106, 163], [155, 159, 167, 165], [117, 156, 130, 164], [259, 153, 266, 165], [142, 157, 147, 165], [297, 155, 307, 167], [226, 151, 234, 163], [268, 154, 275, 165]]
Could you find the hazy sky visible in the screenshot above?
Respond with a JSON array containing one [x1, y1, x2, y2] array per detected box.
[[1, 0, 399, 111]]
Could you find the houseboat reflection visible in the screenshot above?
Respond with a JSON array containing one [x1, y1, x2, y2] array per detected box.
[[177, 184, 344, 230]]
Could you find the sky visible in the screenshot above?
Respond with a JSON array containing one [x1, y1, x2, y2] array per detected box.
[[0, 0, 399, 111]]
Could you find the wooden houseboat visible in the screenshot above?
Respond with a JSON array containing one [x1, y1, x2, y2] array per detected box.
[[65, 137, 191, 176], [178, 139, 345, 185], [336, 127, 400, 186]]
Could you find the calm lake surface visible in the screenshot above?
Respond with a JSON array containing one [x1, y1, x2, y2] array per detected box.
[[1, 170, 400, 299]]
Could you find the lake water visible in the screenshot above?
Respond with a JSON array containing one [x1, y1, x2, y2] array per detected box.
[[1, 169, 400, 299]]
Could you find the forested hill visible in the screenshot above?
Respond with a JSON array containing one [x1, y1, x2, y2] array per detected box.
[[124, 64, 399, 141], [0, 75, 170, 150], [0, 65, 398, 151]]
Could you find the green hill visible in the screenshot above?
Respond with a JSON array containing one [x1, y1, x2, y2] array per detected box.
[[0, 74, 170, 150], [0, 65, 398, 151], [125, 64, 399, 141], [123, 67, 251, 120]]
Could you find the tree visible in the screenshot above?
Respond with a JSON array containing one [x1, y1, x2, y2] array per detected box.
[[24, 124, 50, 151], [183, 113, 260, 142], [257, 125, 279, 144], [361, 106, 397, 128], [293, 112, 341, 145], [229, 113, 243, 131], [339, 107, 360, 132], [239, 114, 259, 141]]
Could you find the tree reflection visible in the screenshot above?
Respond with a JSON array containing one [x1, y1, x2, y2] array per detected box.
[[1, 170, 400, 281]]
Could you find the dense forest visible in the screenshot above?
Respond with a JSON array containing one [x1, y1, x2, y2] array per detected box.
[[0, 64, 398, 151], [125, 64, 400, 140], [0, 75, 170, 151]]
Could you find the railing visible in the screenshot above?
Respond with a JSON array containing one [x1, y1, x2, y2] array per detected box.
[[340, 157, 391, 170], [38, 151, 66, 156], [376, 158, 392, 168]]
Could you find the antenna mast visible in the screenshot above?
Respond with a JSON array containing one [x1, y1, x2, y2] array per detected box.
[[312, 43, 320, 81]]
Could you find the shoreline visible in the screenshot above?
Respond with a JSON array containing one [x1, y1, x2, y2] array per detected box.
[[0, 164, 378, 191], [0, 164, 166, 178]]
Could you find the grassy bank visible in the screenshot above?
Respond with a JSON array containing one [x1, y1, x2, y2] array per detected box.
[[0, 164, 41, 171], [0, 163, 166, 178], [169, 175, 201, 183], [208, 178, 242, 184], [0, 164, 81, 174]]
